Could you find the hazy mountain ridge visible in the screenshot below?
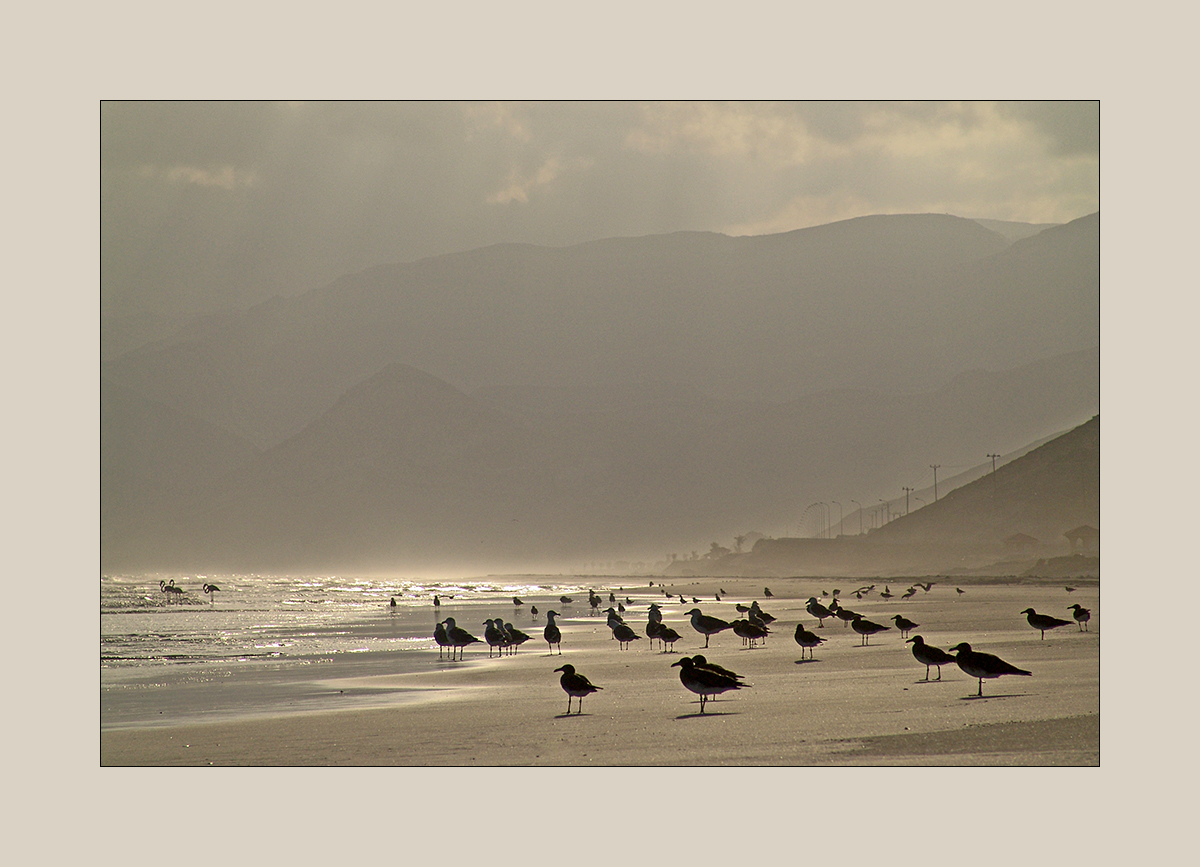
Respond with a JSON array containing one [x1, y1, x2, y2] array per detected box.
[[104, 346, 1098, 573], [100, 212, 1098, 573], [101, 213, 1094, 450]]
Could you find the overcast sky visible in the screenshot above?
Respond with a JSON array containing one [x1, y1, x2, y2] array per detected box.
[[101, 100, 1098, 319]]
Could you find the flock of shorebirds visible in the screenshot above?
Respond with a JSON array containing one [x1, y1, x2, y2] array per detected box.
[[429, 583, 1094, 713]]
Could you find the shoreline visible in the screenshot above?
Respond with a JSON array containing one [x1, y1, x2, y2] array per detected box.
[[101, 576, 1100, 766]]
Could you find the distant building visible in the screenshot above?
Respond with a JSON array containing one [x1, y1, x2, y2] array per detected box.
[[1064, 525, 1100, 555]]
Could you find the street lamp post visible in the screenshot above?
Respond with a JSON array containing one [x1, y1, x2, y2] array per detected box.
[[850, 499, 862, 534], [832, 501, 843, 538]]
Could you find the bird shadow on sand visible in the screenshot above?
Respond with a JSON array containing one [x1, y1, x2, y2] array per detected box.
[[676, 710, 739, 720], [793, 658, 823, 665], [959, 692, 1031, 701], [554, 712, 594, 719]]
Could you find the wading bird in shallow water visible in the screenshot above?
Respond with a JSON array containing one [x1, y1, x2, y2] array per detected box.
[[794, 623, 826, 660], [948, 642, 1031, 697], [685, 608, 733, 648], [891, 614, 919, 638], [906, 635, 956, 681], [554, 664, 601, 715], [513, 597, 523, 606], [443, 617, 480, 660], [202, 582, 220, 603], [544, 610, 563, 655], [1020, 607, 1073, 640], [1067, 604, 1091, 631], [159, 579, 184, 603], [671, 656, 748, 714]]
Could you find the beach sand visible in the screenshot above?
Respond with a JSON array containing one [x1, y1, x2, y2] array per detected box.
[[101, 576, 1099, 766]]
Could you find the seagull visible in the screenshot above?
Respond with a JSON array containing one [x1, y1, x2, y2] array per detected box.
[[851, 614, 891, 646], [691, 655, 745, 682], [443, 617, 480, 660], [748, 601, 775, 624], [805, 597, 834, 627], [483, 619, 508, 657], [906, 635, 956, 681], [389, 597, 396, 609], [732, 618, 770, 648], [202, 582, 220, 603], [671, 656, 748, 713], [955, 587, 965, 596], [832, 603, 859, 628], [433, 621, 452, 659], [880, 586, 894, 601], [544, 610, 563, 655], [611, 621, 642, 650], [503, 622, 532, 654], [433, 594, 440, 608], [763, 587, 774, 598], [513, 597, 524, 606], [1067, 604, 1091, 631], [656, 624, 682, 652], [530, 604, 539, 619], [559, 596, 573, 605], [685, 608, 733, 648], [793, 623, 826, 659], [890, 614, 919, 638], [948, 642, 1032, 697], [1065, 585, 1077, 593], [1020, 607, 1073, 640], [646, 618, 664, 650], [901, 586, 918, 600], [554, 664, 602, 715]]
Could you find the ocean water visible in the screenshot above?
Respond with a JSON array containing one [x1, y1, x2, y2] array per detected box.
[[100, 572, 617, 730]]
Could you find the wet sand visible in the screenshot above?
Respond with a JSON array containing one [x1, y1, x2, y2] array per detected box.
[[101, 576, 1099, 766]]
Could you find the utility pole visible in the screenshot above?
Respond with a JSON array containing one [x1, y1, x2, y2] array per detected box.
[[987, 454, 1001, 499], [832, 501, 843, 538], [850, 499, 862, 535], [930, 464, 941, 501], [902, 486, 913, 515]]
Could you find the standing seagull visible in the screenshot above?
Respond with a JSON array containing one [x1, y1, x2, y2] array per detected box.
[[671, 656, 748, 714], [483, 620, 507, 658], [805, 597, 834, 628], [891, 614, 919, 638], [503, 622, 532, 654], [763, 587, 774, 598], [793, 623, 826, 660], [611, 621, 642, 650], [433, 621, 451, 659], [202, 582, 221, 603], [685, 608, 733, 648], [443, 617, 480, 660], [543, 610, 563, 655], [906, 635, 957, 681], [1067, 603, 1092, 631], [1020, 607, 1073, 640], [656, 624, 682, 652], [732, 618, 770, 648], [851, 614, 891, 646], [948, 642, 1032, 697], [554, 664, 601, 714]]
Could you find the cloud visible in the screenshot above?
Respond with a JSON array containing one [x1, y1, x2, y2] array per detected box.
[[137, 163, 260, 190]]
